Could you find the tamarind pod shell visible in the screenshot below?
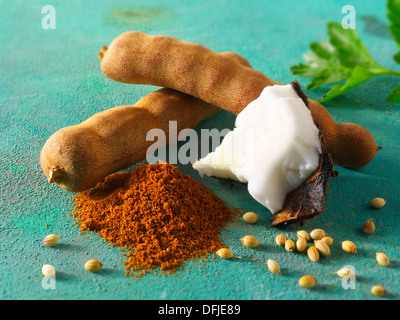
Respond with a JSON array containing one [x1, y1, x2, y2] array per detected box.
[[100, 31, 379, 168], [271, 81, 336, 227], [41, 52, 252, 192]]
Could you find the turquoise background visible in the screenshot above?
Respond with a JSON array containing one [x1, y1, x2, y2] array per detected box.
[[1, 0, 399, 300]]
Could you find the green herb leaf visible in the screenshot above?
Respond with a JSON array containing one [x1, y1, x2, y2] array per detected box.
[[290, 22, 381, 92], [386, 83, 400, 103], [327, 22, 379, 69], [387, 0, 400, 62], [394, 52, 400, 64], [290, 5, 400, 104], [320, 66, 378, 103], [290, 41, 352, 90]]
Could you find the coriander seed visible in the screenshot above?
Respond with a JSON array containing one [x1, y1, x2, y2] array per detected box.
[[284, 239, 296, 252], [296, 237, 307, 252], [240, 235, 259, 248], [314, 240, 330, 257], [297, 230, 310, 241], [242, 212, 259, 224], [333, 268, 353, 278], [267, 259, 281, 275], [299, 275, 316, 289], [216, 248, 241, 259], [363, 220, 375, 235], [321, 236, 334, 246], [42, 264, 56, 277], [376, 253, 389, 267], [371, 285, 386, 296], [307, 246, 320, 262], [42, 234, 59, 247], [370, 198, 386, 209], [342, 240, 357, 254], [275, 234, 286, 246], [84, 259, 103, 272], [310, 229, 326, 240]]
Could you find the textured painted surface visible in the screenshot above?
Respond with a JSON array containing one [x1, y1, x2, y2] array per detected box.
[[0, 0, 399, 300]]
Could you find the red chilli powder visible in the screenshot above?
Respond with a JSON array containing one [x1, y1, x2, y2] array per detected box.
[[70, 163, 237, 276]]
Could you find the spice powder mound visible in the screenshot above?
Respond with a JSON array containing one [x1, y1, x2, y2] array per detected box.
[[70, 163, 237, 276]]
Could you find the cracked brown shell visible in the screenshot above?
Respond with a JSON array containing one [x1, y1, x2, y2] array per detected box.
[[271, 81, 337, 227]]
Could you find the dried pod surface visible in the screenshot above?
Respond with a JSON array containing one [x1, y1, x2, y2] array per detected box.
[[271, 83, 336, 226], [41, 52, 251, 192], [101, 31, 379, 168]]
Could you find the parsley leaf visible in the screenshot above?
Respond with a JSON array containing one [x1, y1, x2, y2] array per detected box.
[[320, 66, 379, 103], [386, 83, 400, 103], [289, 40, 352, 90], [387, 0, 400, 63], [290, 3, 400, 104], [327, 22, 379, 69]]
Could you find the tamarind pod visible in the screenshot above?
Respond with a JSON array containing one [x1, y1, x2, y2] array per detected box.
[[41, 52, 252, 192], [100, 31, 379, 168]]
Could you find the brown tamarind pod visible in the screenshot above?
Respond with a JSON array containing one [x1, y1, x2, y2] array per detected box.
[[40, 52, 252, 192], [100, 31, 380, 168]]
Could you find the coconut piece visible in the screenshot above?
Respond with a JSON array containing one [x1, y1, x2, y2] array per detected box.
[[193, 82, 322, 213], [193, 80, 335, 226]]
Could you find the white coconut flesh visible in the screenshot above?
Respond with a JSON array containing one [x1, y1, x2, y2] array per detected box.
[[192, 84, 322, 213]]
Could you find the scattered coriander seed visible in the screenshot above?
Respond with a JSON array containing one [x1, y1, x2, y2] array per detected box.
[[216, 248, 241, 259], [299, 275, 316, 289], [310, 229, 326, 240], [376, 253, 389, 267], [342, 241, 357, 254], [42, 264, 56, 277], [42, 234, 59, 247], [84, 259, 103, 272], [314, 240, 331, 257], [275, 234, 286, 246], [240, 235, 259, 248], [307, 246, 320, 262], [371, 285, 386, 296], [333, 268, 353, 278], [363, 220, 375, 235], [267, 259, 281, 275], [296, 237, 307, 252], [370, 198, 386, 209], [284, 239, 296, 252], [321, 236, 334, 246], [297, 230, 310, 241], [242, 212, 259, 224]]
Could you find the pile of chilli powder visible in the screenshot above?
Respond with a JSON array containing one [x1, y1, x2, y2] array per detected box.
[[70, 163, 237, 276]]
